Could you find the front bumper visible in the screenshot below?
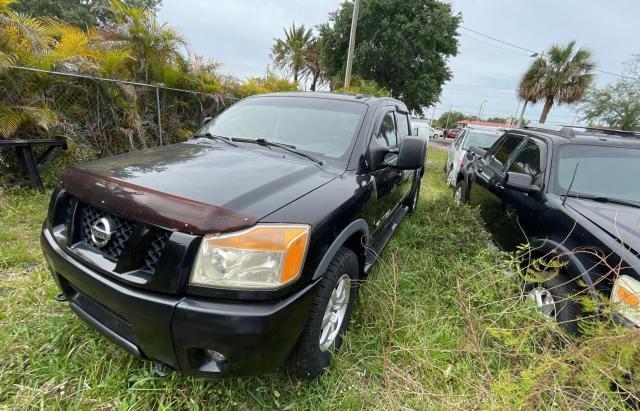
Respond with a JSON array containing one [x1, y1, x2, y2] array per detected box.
[[41, 227, 319, 376]]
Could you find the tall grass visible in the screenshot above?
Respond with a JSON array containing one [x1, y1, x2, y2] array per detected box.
[[0, 150, 639, 409]]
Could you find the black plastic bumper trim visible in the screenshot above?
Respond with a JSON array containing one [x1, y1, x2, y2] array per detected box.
[[69, 301, 143, 359]]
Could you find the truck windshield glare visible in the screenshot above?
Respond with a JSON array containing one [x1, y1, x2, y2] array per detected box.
[[554, 145, 640, 203], [198, 97, 367, 159]]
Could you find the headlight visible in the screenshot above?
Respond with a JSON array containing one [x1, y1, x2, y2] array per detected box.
[[190, 224, 310, 289], [611, 275, 640, 325]]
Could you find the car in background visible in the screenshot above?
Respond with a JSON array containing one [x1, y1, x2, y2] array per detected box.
[[412, 120, 438, 139], [454, 124, 640, 333], [446, 128, 461, 139], [445, 127, 504, 187]]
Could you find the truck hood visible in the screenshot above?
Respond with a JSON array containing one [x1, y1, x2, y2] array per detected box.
[[567, 198, 640, 255], [60, 142, 338, 234]]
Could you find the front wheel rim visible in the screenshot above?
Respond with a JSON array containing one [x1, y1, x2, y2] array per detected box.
[[319, 274, 351, 352], [527, 287, 556, 317]]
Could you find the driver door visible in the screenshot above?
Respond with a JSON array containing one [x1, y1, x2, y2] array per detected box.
[[469, 133, 526, 249], [368, 109, 401, 237]]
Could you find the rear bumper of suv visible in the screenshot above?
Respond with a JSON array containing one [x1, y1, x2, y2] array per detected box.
[[41, 227, 318, 376]]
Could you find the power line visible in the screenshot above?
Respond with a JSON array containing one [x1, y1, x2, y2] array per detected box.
[[459, 26, 538, 55], [460, 26, 638, 81], [460, 33, 531, 57]]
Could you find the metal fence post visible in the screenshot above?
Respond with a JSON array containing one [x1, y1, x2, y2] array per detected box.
[[156, 85, 163, 146]]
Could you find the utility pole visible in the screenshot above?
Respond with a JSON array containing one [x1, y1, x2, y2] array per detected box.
[[476, 99, 487, 123], [429, 106, 436, 127], [445, 104, 453, 129], [344, 0, 360, 88]]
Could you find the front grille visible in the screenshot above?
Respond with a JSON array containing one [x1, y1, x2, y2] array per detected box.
[[68, 200, 172, 275], [79, 204, 136, 260], [143, 230, 171, 273]]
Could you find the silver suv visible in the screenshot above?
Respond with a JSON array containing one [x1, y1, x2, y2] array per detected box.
[[445, 127, 505, 187]]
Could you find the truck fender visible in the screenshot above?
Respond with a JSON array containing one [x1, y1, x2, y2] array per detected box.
[[528, 237, 600, 310], [312, 219, 369, 281]]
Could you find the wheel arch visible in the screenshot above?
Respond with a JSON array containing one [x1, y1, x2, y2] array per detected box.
[[526, 237, 600, 308], [311, 219, 369, 281]]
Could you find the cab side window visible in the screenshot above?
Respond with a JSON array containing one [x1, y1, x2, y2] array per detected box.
[[509, 141, 543, 183], [377, 112, 398, 148], [395, 112, 410, 142], [454, 130, 466, 149], [490, 135, 523, 171]]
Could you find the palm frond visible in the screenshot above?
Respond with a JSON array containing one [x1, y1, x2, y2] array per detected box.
[[0, 105, 23, 138], [0, 104, 59, 138]]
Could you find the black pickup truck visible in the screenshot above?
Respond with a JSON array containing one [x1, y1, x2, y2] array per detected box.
[[40, 92, 427, 378], [454, 125, 640, 333]]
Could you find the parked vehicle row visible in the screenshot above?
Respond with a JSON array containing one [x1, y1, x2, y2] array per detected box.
[[454, 124, 640, 333], [41, 92, 427, 378]]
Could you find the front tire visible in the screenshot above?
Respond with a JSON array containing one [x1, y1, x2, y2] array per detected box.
[[526, 273, 583, 334], [288, 248, 359, 378], [407, 173, 421, 213]]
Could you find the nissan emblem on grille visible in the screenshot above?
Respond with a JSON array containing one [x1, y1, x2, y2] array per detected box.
[[90, 217, 114, 247]]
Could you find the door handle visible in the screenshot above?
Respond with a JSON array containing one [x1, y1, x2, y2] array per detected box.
[[496, 183, 505, 191]]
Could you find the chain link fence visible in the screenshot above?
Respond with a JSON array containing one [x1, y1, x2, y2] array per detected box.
[[1, 66, 238, 170]]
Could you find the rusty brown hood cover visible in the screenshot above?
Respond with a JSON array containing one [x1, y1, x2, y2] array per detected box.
[[60, 165, 258, 235]]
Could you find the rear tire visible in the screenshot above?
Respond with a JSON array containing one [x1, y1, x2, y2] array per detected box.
[[288, 248, 359, 378], [454, 179, 467, 204]]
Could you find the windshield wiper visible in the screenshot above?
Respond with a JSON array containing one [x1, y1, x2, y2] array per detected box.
[[564, 193, 640, 209], [234, 138, 324, 166], [192, 132, 238, 147]]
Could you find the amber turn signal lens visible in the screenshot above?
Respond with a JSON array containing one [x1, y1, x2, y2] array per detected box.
[[191, 224, 310, 289], [616, 286, 640, 308]]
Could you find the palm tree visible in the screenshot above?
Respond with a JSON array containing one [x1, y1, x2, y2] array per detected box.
[[271, 23, 313, 83], [518, 41, 595, 123], [301, 39, 325, 91], [108, 0, 188, 83]]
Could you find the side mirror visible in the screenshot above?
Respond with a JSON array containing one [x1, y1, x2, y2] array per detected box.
[[202, 116, 213, 126], [469, 146, 486, 157], [504, 172, 540, 194], [394, 136, 427, 170]]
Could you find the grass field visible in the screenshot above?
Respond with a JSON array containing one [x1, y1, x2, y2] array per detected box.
[[1, 149, 639, 409]]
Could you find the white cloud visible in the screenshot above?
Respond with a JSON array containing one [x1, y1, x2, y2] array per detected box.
[[159, 0, 638, 124]]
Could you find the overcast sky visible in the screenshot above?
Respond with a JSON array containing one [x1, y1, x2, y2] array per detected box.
[[159, 0, 638, 125]]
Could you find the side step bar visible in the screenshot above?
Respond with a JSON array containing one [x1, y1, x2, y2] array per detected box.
[[364, 206, 409, 273]]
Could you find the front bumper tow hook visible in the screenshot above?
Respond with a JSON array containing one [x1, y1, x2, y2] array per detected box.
[[154, 362, 173, 378], [54, 293, 68, 302]]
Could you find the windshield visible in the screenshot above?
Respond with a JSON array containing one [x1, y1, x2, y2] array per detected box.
[[462, 131, 502, 150], [197, 96, 366, 160], [553, 144, 640, 203]]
